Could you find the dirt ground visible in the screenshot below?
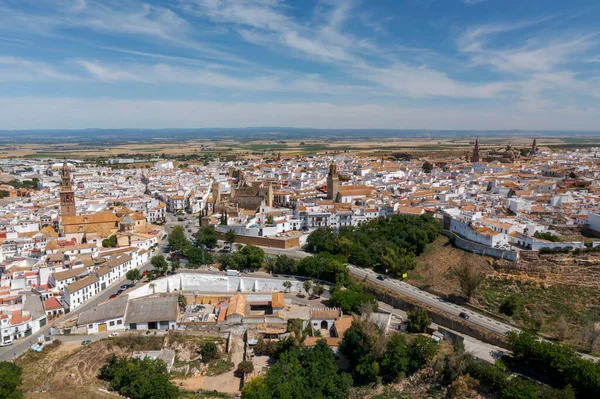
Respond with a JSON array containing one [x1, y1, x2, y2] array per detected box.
[[0, 136, 575, 160], [17, 340, 130, 399], [406, 236, 494, 297], [174, 334, 243, 394]]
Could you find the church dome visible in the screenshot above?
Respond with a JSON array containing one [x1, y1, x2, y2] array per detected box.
[[120, 215, 134, 226]]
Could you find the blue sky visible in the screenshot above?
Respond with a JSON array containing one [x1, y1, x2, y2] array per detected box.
[[0, 0, 599, 130]]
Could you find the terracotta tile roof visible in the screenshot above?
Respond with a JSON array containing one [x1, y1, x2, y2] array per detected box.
[[227, 293, 246, 318], [271, 292, 285, 309], [310, 308, 341, 320], [66, 274, 98, 293], [44, 297, 63, 311]]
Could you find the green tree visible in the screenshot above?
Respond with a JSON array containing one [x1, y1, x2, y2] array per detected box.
[[178, 294, 187, 311], [533, 231, 560, 242], [422, 161, 433, 173], [184, 245, 212, 266], [242, 340, 351, 399], [225, 229, 236, 250], [282, 281, 292, 293], [0, 362, 23, 399], [239, 245, 265, 269], [125, 269, 142, 282], [454, 264, 486, 301], [102, 235, 117, 248], [150, 255, 169, 276], [236, 360, 254, 376], [313, 283, 324, 297], [266, 215, 275, 225], [297, 253, 349, 285], [170, 259, 180, 273], [381, 333, 409, 381], [328, 285, 377, 314], [196, 227, 218, 249], [168, 226, 187, 252], [98, 355, 179, 399], [355, 353, 380, 384], [407, 308, 432, 333], [499, 295, 523, 316], [379, 247, 416, 275], [200, 341, 219, 363], [303, 280, 312, 296], [273, 255, 298, 275], [407, 335, 439, 373], [304, 227, 338, 253]]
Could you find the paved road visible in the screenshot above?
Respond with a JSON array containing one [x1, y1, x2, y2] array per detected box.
[[0, 236, 169, 362], [259, 246, 518, 334]]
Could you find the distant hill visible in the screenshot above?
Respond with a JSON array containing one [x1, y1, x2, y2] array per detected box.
[[0, 128, 599, 144]]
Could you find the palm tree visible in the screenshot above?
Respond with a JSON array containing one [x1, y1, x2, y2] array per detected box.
[[282, 281, 292, 293]]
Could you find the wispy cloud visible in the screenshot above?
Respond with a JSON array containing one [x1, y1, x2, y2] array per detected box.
[[463, 0, 486, 5], [0, 56, 80, 81], [74, 59, 367, 95]]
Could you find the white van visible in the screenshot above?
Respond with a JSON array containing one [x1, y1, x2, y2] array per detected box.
[[0, 339, 13, 347]]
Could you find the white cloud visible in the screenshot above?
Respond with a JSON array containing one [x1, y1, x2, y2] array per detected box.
[[463, 0, 486, 5], [74, 59, 366, 94], [0, 56, 80, 81], [358, 63, 514, 98], [1, 97, 598, 130]]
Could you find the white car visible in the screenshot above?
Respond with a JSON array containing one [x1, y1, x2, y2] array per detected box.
[[108, 333, 120, 338], [0, 339, 12, 347]]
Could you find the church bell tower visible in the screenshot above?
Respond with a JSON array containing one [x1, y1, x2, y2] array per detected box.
[[60, 161, 76, 217], [327, 160, 339, 201]]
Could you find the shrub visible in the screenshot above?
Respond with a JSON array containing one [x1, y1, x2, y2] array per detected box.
[[407, 308, 431, 333], [200, 341, 219, 363]]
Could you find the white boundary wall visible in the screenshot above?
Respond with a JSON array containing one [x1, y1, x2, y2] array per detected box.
[[128, 274, 304, 299]]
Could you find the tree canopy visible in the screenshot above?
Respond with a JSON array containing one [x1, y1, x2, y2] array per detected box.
[[98, 355, 179, 399], [150, 255, 169, 275], [407, 308, 432, 333], [168, 226, 188, 252], [125, 269, 142, 282], [507, 331, 600, 397], [196, 227, 218, 249], [304, 215, 440, 273], [297, 253, 349, 285], [328, 285, 376, 314], [102, 235, 117, 248], [340, 319, 439, 385], [0, 362, 23, 399], [241, 339, 352, 399]]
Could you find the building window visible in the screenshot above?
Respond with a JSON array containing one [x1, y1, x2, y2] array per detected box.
[[88, 324, 93, 328], [117, 319, 122, 325]]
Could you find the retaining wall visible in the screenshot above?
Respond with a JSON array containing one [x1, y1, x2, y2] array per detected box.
[[443, 230, 519, 261], [215, 231, 299, 249], [362, 282, 509, 349]]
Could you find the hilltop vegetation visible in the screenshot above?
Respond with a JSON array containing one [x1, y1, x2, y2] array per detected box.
[[304, 214, 440, 275]]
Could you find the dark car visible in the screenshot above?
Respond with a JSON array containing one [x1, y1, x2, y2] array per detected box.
[[81, 340, 92, 345], [116, 289, 124, 295], [109, 294, 117, 299], [376, 275, 386, 281], [459, 312, 470, 320]]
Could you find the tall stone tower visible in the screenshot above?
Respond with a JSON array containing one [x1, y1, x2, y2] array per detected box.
[[471, 138, 480, 163], [60, 161, 76, 217], [327, 160, 339, 201], [211, 179, 221, 212], [530, 138, 537, 156]]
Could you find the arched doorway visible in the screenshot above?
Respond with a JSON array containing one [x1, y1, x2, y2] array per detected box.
[[320, 320, 328, 330]]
